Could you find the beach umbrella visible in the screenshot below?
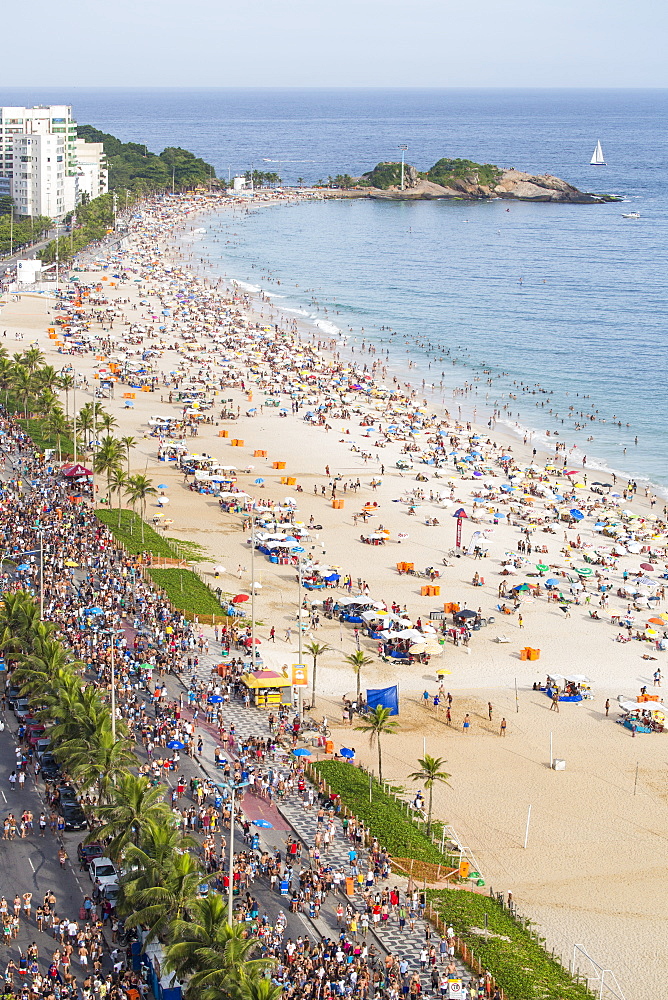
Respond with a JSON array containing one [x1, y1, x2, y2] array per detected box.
[[252, 819, 273, 828], [455, 609, 477, 618], [254, 478, 265, 485], [157, 484, 168, 489], [64, 560, 79, 568], [208, 694, 223, 704], [292, 748, 311, 757], [214, 565, 226, 574], [339, 748, 355, 759], [232, 594, 249, 604], [570, 509, 584, 520], [536, 564, 549, 573], [167, 740, 185, 750], [545, 578, 560, 586], [577, 567, 593, 577], [157, 496, 170, 506], [640, 563, 655, 572], [16, 563, 30, 571]]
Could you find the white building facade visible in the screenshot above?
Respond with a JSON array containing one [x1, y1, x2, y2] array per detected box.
[[74, 139, 108, 201], [0, 105, 105, 219]]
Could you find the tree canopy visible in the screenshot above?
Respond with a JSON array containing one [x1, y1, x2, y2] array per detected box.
[[76, 125, 216, 193]]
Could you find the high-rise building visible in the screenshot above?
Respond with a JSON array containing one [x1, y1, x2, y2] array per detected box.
[[9, 133, 68, 218], [0, 104, 80, 217], [74, 139, 108, 202]]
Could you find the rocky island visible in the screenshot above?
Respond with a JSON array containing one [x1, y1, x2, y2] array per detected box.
[[332, 158, 615, 204]]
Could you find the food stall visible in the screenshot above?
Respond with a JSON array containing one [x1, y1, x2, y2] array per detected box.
[[240, 669, 292, 708]]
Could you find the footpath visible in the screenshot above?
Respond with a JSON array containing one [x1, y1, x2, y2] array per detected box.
[[165, 638, 471, 988]]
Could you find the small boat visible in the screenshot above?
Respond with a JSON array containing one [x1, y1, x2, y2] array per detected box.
[[590, 140, 606, 166], [621, 212, 640, 219]]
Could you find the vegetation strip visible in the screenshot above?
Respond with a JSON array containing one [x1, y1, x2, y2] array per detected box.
[[95, 508, 180, 558], [428, 889, 592, 1000], [148, 567, 228, 617], [313, 760, 450, 865]]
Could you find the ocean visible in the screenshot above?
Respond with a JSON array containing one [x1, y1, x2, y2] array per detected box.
[[4, 87, 667, 492]]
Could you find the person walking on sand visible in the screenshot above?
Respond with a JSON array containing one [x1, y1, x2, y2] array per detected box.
[[488, 701, 493, 721], [500, 718, 507, 736], [462, 714, 471, 734], [550, 691, 560, 713], [653, 669, 661, 687], [605, 698, 610, 717], [518, 614, 523, 629]]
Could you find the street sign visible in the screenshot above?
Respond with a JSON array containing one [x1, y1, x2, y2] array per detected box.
[[447, 980, 463, 999], [291, 664, 308, 686]]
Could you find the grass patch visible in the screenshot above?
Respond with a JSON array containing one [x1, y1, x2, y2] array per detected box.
[[166, 538, 207, 562], [428, 889, 591, 1000], [148, 568, 227, 617], [17, 418, 74, 456], [314, 761, 450, 865], [95, 509, 179, 558]]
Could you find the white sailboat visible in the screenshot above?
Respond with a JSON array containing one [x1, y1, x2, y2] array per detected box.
[[590, 140, 606, 166]]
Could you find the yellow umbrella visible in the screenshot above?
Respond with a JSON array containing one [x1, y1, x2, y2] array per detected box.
[[64, 560, 79, 568]]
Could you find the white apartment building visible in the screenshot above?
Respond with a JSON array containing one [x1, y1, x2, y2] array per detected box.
[[0, 104, 79, 217], [74, 139, 108, 201], [10, 133, 68, 218]]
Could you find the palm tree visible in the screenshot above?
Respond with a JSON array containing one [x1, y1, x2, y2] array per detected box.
[[62, 728, 136, 805], [46, 409, 71, 461], [0, 358, 15, 408], [57, 372, 74, 418], [344, 650, 373, 704], [297, 177, 304, 188], [94, 435, 123, 503], [124, 844, 204, 943], [305, 640, 330, 708], [355, 705, 398, 784], [108, 468, 128, 527], [11, 364, 34, 418], [93, 774, 172, 861], [22, 346, 44, 372], [99, 411, 118, 434], [164, 894, 271, 1000], [125, 474, 157, 543], [120, 435, 136, 476], [408, 755, 452, 835]]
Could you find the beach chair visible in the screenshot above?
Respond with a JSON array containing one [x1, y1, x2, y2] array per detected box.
[[495, 635, 511, 643]]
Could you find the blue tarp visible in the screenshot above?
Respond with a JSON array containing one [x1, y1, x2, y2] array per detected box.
[[367, 685, 399, 716]]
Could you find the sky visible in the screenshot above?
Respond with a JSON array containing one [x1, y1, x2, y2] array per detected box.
[[3, 0, 667, 88]]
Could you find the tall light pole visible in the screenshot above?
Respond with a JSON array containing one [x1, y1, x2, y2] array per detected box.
[[218, 778, 249, 919], [398, 145, 408, 191], [249, 512, 256, 667], [31, 525, 45, 619]]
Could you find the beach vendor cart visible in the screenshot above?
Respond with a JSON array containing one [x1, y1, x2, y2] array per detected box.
[[240, 669, 292, 708], [544, 674, 592, 702]]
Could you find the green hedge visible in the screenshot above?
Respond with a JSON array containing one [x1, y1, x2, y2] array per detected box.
[[95, 509, 179, 558], [313, 760, 450, 865], [17, 418, 74, 455], [148, 568, 226, 617], [428, 889, 592, 1000]]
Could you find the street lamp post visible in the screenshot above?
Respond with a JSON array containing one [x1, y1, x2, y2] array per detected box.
[[30, 526, 45, 619], [398, 145, 408, 191], [218, 778, 250, 919]]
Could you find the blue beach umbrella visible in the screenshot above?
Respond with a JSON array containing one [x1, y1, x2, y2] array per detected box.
[[254, 478, 265, 485], [546, 578, 560, 587], [208, 694, 223, 703], [158, 484, 168, 490], [167, 740, 185, 750], [292, 748, 311, 757], [339, 748, 355, 759], [252, 819, 273, 828], [16, 564, 30, 571], [570, 509, 584, 520]]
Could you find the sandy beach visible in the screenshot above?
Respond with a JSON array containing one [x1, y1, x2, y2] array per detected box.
[[1, 191, 666, 998]]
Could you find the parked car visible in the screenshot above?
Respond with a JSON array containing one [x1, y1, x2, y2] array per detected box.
[[60, 802, 87, 831], [39, 753, 61, 780], [13, 699, 32, 720], [89, 857, 118, 890], [56, 783, 78, 805], [102, 885, 119, 909], [78, 841, 104, 865], [7, 685, 21, 706], [35, 738, 51, 758], [27, 724, 46, 746]]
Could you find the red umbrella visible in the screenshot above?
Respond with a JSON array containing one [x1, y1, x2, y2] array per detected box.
[[243, 637, 261, 645], [232, 594, 249, 604], [640, 563, 654, 572]]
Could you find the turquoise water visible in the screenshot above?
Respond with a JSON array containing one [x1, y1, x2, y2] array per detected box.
[[4, 87, 666, 490], [195, 191, 667, 494]]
